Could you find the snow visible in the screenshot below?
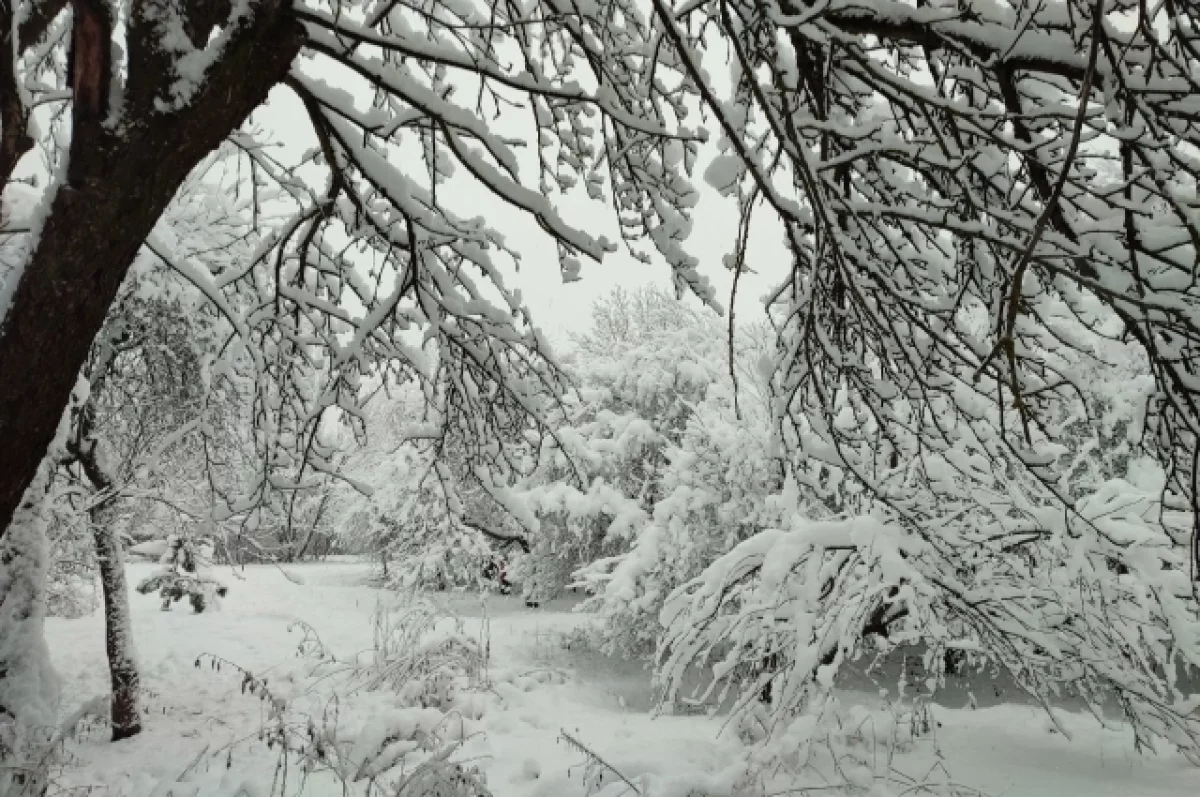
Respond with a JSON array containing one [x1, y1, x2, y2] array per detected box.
[[0, 175, 59, 328], [146, 0, 255, 112], [128, 540, 170, 560], [0, 470, 59, 727], [43, 560, 1199, 797]]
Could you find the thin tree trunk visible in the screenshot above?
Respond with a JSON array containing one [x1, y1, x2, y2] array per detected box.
[[89, 501, 140, 740], [74, 411, 143, 741], [69, 301, 143, 741], [292, 493, 330, 562]]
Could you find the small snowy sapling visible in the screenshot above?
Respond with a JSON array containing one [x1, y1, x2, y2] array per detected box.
[[135, 534, 228, 613]]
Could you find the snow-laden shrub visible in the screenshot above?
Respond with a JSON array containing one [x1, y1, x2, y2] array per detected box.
[[135, 535, 228, 613], [332, 289, 785, 611], [506, 394, 662, 605], [347, 457, 506, 593], [504, 287, 793, 651], [334, 374, 535, 595], [639, 262, 1200, 767], [357, 598, 488, 698], [729, 694, 983, 797], [179, 594, 499, 796], [572, 376, 785, 655], [557, 695, 974, 797], [658, 484, 1200, 765]]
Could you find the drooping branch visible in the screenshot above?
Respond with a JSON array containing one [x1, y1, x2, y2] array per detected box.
[[817, 0, 1107, 81], [460, 515, 530, 554]]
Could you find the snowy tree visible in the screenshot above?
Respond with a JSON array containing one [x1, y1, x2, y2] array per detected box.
[[346, 443, 500, 591], [648, 0, 1200, 764], [337, 368, 537, 592], [0, 0, 708, 733], [569, 285, 700, 359], [631, 0, 1200, 563], [135, 533, 228, 613], [481, 287, 786, 641], [1, 0, 1198, 775], [35, 160, 280, 741], [54, 279, 220, 740], [0, 0, 711, 531]]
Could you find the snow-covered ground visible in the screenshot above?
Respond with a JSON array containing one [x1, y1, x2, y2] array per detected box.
[[44, 561, 1198, 797]]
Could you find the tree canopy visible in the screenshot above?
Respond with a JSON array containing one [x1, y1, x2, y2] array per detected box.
[[2, 0, 1200, 777]]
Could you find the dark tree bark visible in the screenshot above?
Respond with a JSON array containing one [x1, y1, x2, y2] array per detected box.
[[90, 498, 141, 740], [0, 0, 304, 538], [0, 0, 67, 194], [68, 322, 144, 741]]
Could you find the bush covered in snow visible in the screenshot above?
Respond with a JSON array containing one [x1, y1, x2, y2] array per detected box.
[[498, 288, 790, 651], [135, 534, 228, 613], [332, 271, 1200, 775]]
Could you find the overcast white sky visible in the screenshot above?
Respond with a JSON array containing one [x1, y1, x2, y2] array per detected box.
[[489, 174, 788, 348]]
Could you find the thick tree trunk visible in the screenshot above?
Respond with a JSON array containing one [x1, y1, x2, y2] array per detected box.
[[0, 5, 304, 537], [0, 0, 304, 742], [76, 437, 142, 742], [90, 502, 140, 741]]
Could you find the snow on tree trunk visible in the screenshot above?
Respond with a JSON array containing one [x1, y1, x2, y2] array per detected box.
[[90, 501, 140, 741], [0, 5, 303, 538], [0, 468, 60, 796]]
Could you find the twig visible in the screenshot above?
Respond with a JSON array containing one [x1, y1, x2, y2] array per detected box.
[[560, 729, 642, 796], [177, 744, 211, 781], [999, 0, 1104, 443]]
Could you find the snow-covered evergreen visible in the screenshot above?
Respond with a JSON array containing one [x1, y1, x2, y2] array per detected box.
[[135, 534, 228, 614]]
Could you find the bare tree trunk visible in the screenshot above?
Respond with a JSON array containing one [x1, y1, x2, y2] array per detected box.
[[89, 501, 140, 740], [74, 416, 143, 741]]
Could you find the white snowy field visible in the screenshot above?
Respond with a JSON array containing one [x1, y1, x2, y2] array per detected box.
[[44, 561, 1198, 797]]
